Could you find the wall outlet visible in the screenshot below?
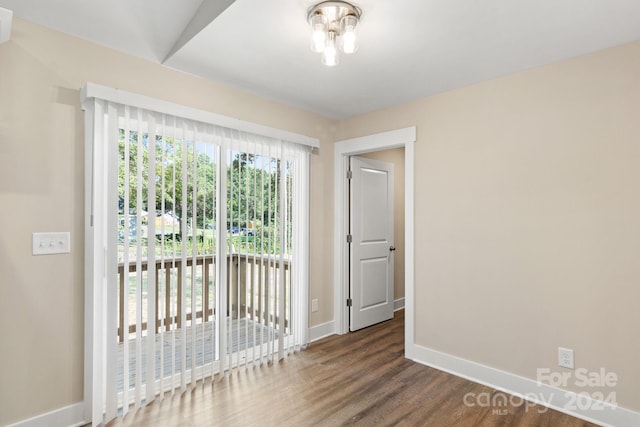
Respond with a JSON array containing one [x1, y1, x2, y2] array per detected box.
[[558, 347, 574, 369], [311, 298, 319, 312]]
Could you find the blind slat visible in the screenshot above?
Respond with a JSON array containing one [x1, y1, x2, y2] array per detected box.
[[105, 102, 119, 422], [134, 107, 144, 409], [190, 135, 198, 386], [169, 116, 177, 396], [158, 116, 166, 401], [146, 112, 157, 404], [121, 106, 131, 415], [180, 120, 188, 391]]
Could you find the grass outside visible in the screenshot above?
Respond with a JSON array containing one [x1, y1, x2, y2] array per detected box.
[[118, 229, 263, 261]]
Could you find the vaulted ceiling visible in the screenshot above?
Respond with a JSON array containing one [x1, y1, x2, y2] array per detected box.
[[2, 0, 639, 119]]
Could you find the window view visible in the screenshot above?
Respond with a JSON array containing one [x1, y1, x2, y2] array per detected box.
[[116, 125, 296, 396]]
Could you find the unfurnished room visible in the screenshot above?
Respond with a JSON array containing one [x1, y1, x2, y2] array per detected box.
[[0, 1, 639, 426]]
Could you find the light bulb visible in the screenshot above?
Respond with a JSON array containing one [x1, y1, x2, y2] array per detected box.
[[322, 31, 339, 66], [309, 13, 326, 53], [340, 15, 358, 54]]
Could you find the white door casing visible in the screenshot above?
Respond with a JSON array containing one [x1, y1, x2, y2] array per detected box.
[[333, 126, 415, 342], [349, 156, 394, 331]]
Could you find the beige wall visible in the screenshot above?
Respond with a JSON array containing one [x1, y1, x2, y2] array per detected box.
[[336, 41, 640, 412], [3, 16, 640, 425], [359, 149, 405, 300], [0, 18, 334, 425]]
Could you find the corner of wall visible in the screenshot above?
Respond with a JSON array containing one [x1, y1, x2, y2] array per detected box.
[[406, 342, 640, 427]]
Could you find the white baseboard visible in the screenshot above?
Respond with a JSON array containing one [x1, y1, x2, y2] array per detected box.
[[309, 320, 335, 342], [407, 343, 640, 427], [394, 297, 405, 312], [6, 402, 86, 427]]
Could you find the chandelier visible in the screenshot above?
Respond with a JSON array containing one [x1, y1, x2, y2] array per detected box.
[[307, 1, 362, 66]]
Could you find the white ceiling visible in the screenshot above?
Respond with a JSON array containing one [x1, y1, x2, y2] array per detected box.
[[2, 0, 640, 119]]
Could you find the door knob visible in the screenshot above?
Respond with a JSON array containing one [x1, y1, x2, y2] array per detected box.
[[389, 246, 396, 252]]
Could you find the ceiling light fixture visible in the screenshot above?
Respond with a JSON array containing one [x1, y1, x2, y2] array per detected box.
[[307, 1, 362, 66]]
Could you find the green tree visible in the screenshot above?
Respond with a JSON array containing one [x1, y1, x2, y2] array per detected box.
[[118, 132, 290, 255], [119, 132, 216, 227]]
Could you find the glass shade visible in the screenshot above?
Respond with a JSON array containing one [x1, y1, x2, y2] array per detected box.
[[310, 13, 326, 53], [340, 15, 358, 54], [321, 31, 339, 66]]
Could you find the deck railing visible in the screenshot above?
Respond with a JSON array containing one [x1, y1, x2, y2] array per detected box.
[[117, 253, 290, 342]]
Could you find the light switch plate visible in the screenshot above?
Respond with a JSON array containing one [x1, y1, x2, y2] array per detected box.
[[33, 232, 70, 255]]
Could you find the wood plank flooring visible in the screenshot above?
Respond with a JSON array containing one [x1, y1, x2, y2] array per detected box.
[[108, 310, 599, 427]]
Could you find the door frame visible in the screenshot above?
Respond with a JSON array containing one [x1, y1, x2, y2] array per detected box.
[[333, 127, 416, 342]]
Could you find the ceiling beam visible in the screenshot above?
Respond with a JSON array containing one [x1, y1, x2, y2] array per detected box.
[[0, 7, 13, 44], [162, 0, 237, 63]]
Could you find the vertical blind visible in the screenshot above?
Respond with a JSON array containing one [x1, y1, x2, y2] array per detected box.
[[83, 95, 310, 425]]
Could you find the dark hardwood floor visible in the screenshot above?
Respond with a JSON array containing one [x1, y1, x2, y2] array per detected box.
[[109, 310, 599, 426]]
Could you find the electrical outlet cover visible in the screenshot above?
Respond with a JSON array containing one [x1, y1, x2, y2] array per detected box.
[[558, 347, 574, 369]]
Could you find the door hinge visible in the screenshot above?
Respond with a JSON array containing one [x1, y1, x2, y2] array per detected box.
[[346, 234, 352, 243], [347, 170, 353, 180], [347, 298, 353, 307]]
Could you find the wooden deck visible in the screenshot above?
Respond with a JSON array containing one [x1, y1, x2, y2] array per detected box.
[[118, 318, 280, 392], [109, 310, 599, 426]]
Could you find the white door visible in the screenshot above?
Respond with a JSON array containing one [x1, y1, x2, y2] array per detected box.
[[349, 156, 394, 331]]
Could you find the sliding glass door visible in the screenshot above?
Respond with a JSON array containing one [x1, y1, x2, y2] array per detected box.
[[84, 96, 310, 425]]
